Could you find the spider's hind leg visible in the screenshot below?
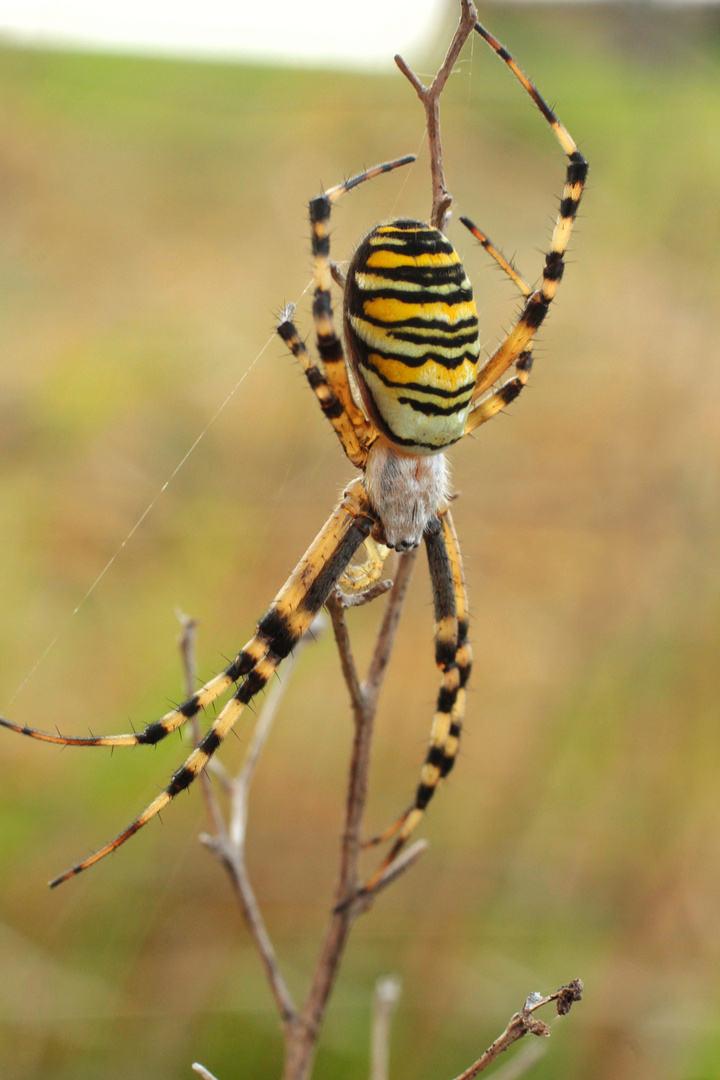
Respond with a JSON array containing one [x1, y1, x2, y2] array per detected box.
[[43, 480, 377, 887], [0, 649, 251, 749], [278, 308, 369, 470], [360, 508, 471, 896]]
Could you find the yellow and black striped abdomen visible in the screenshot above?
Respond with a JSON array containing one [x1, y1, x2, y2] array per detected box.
[[343, 220, 480, 453]]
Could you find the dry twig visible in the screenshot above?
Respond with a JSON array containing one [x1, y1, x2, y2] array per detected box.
[[282, 551, 420, 1080], [186, 560, 421, 1080], [370, 976, 402, 1080], [190, 617, 321, 1027], [451, 981, 584, 1080], [177, 611, 228, 828], [394, 0, 478, 231], [192, 1064, 220, 1080]]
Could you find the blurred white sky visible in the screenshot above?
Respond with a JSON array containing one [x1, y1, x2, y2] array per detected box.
[[0, 0, 449, 68]]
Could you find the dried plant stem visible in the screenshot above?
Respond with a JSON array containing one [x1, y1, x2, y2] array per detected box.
[[182, 553, 419, 1080], [395, 0, 478, 231], [183, 614, 321, 1026], [370, 976, 402, 1080], [177, 611, 227, 837], [192, 1064, 219, 1080], [451, 981, 584, 1080], [283, 551, 419, 1080], [478, 1038, 546, 1080]]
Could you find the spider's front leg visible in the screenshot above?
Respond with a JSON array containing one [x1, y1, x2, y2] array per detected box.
[[1, 480, 377, 886], [460, 22, 587, 433], [277, 155, 415, 471], [359, 508, 471, 897]]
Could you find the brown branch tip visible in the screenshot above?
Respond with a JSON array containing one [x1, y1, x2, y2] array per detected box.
[[552, 979, 584, 1016]]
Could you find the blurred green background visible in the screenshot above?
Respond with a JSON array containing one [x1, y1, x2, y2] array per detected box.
[[2, 4, 720, 1078]]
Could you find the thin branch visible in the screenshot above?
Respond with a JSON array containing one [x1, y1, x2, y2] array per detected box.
[[177, 610, 226, 837], [395, 0, 478, 230], [200, 830, 297, 1024], [192, 1064, 219, 1080], [283, 555, 418, 1080], [201, 619, 322, 1025], [368, 839, 428, 896], [281, 2, 479, 1068], [478, 1039, 546, 1080], [364, 549, 417, 714], [370, 976, 402, 1080], [451, 981, 583, 1080], [180, 614, 325, 1027], [326, 594, 366, 720]]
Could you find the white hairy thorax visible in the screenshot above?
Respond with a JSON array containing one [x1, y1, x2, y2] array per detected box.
[[364, 438, 450, 551]]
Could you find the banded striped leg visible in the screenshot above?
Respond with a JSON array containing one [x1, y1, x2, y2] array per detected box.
[[0, 647, 261, 749], [361, 508, 470, 895], [6, 480, 376, 887], [458, 219, 533, 299], [441, 509, 472, 777], [277, 310, 369, 470], [462, 22, 588, 434], [308, 156, 415, 457], [455, 221, 535, 430], [463, 350, 534, 432]]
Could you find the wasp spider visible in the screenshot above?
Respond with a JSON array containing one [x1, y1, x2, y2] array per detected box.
[[0, 24, 587, 895]]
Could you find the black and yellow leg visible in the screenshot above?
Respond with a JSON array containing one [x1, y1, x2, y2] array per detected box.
[[440, 509, 471, 783], [458, 219, 532, 298], [463, 22, 588, 420], [464, 350, 534, 435], [43, 480, 377, 887], [277, 309, 369, 469], [308, 156, 415, 454], [0, 640, 268, 749], [361, 509, 470, 895]]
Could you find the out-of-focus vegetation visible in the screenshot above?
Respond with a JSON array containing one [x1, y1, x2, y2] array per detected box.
[[1, 5, 720, 1078]]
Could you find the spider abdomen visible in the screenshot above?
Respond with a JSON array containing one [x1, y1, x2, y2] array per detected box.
[[343, 220, 480, 454]]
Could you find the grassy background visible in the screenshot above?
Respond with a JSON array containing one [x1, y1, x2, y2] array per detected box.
[[1, 4, 720, 1078]]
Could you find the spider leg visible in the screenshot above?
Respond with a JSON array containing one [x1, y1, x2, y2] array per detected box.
[[31, 479, 377, 886], [463, 350, 534, 432], [360, 508, 471, 895], [308, 156, 415, 463], [277, 310, 368, 469], [457, 219, 532, 298], [461, 23, 587, 433], [277, 156, 414, 468], [0, 658, 258, 749]]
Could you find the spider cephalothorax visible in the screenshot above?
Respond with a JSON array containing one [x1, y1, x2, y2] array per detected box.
[[0, 22, 587, 897]]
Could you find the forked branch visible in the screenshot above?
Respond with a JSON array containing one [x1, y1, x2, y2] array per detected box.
[[282, 551, 421, 1080], [395, 0, 478, 231], [179, 610, 302, 1025]]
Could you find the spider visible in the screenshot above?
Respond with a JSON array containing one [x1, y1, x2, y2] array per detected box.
[[0, 23, 586, 897]]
